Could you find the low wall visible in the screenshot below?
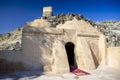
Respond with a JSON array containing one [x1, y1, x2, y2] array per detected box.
[[0, 50, 22, 61], [107, 47, 120, 69], [0, 50, 24, 74]]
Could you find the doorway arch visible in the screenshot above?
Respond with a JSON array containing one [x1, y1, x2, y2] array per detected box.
[[65, 42, 77, 72]]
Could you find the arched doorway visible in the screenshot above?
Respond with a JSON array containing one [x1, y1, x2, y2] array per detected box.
[[65, 42, 77, 72]]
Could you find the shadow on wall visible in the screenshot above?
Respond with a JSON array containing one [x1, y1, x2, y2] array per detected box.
[[0, 34, 46, 74], [21, 35, 47, 71], [0, 59, 24, 74], [90, 48, 99, 68], [0, 50, 24, 74], [88, 41, 100, 68]]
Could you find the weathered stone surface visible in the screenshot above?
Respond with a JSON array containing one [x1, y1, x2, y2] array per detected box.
[[99, 34, 107, 66], [22, 34, 54, 71], [58, 29, 77, 43], [0, 50, 24, 74], [76, 37, 95, 70], [25, 19, 51, 28], [43, 6, 53, 17], [0, 60, 24, 74], [107, 47, 120, 69], [23, 27, 63, 35], [57, 18, 101, 36], [88, 39, 100, 67], [52, 39, 69, 74], [77, 32, 99, 37]]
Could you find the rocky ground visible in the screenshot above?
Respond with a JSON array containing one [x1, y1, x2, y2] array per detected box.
[[0, 13, 120, 50], [0, 67, 120, 80], [0, 28, 22, 50]]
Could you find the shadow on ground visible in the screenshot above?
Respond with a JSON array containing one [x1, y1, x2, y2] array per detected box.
[[0, 71, 43, 80]]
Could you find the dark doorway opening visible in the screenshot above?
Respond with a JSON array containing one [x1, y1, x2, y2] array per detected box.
[[65, 42, 78, 72]]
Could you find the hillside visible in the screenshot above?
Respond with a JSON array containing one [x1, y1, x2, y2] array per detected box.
[[0, 13, 120, 50], [0, 28, 22, 50]]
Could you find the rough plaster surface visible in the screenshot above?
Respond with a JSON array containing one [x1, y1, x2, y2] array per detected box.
[[52, 39, 69, 74], [107, 47, 120, 69], [76, 37, 96, 70]]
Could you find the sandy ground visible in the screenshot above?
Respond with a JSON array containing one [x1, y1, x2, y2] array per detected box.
[[0, 67, 120, 80]]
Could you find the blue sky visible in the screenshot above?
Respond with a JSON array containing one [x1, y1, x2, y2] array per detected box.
[[0, 0, 120, 34]]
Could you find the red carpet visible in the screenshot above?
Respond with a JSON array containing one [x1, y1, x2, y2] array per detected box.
[[72, 68, 90, 76]]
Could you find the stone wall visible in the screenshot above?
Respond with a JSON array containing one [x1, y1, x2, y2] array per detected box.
[[0, 50, 24, 74], [107, 47, 120, 69], [22, 27, 64, 72]]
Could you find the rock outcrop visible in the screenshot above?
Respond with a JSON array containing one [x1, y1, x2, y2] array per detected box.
[[93, 21, 120, 46], [0, 28, 22, 50]]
